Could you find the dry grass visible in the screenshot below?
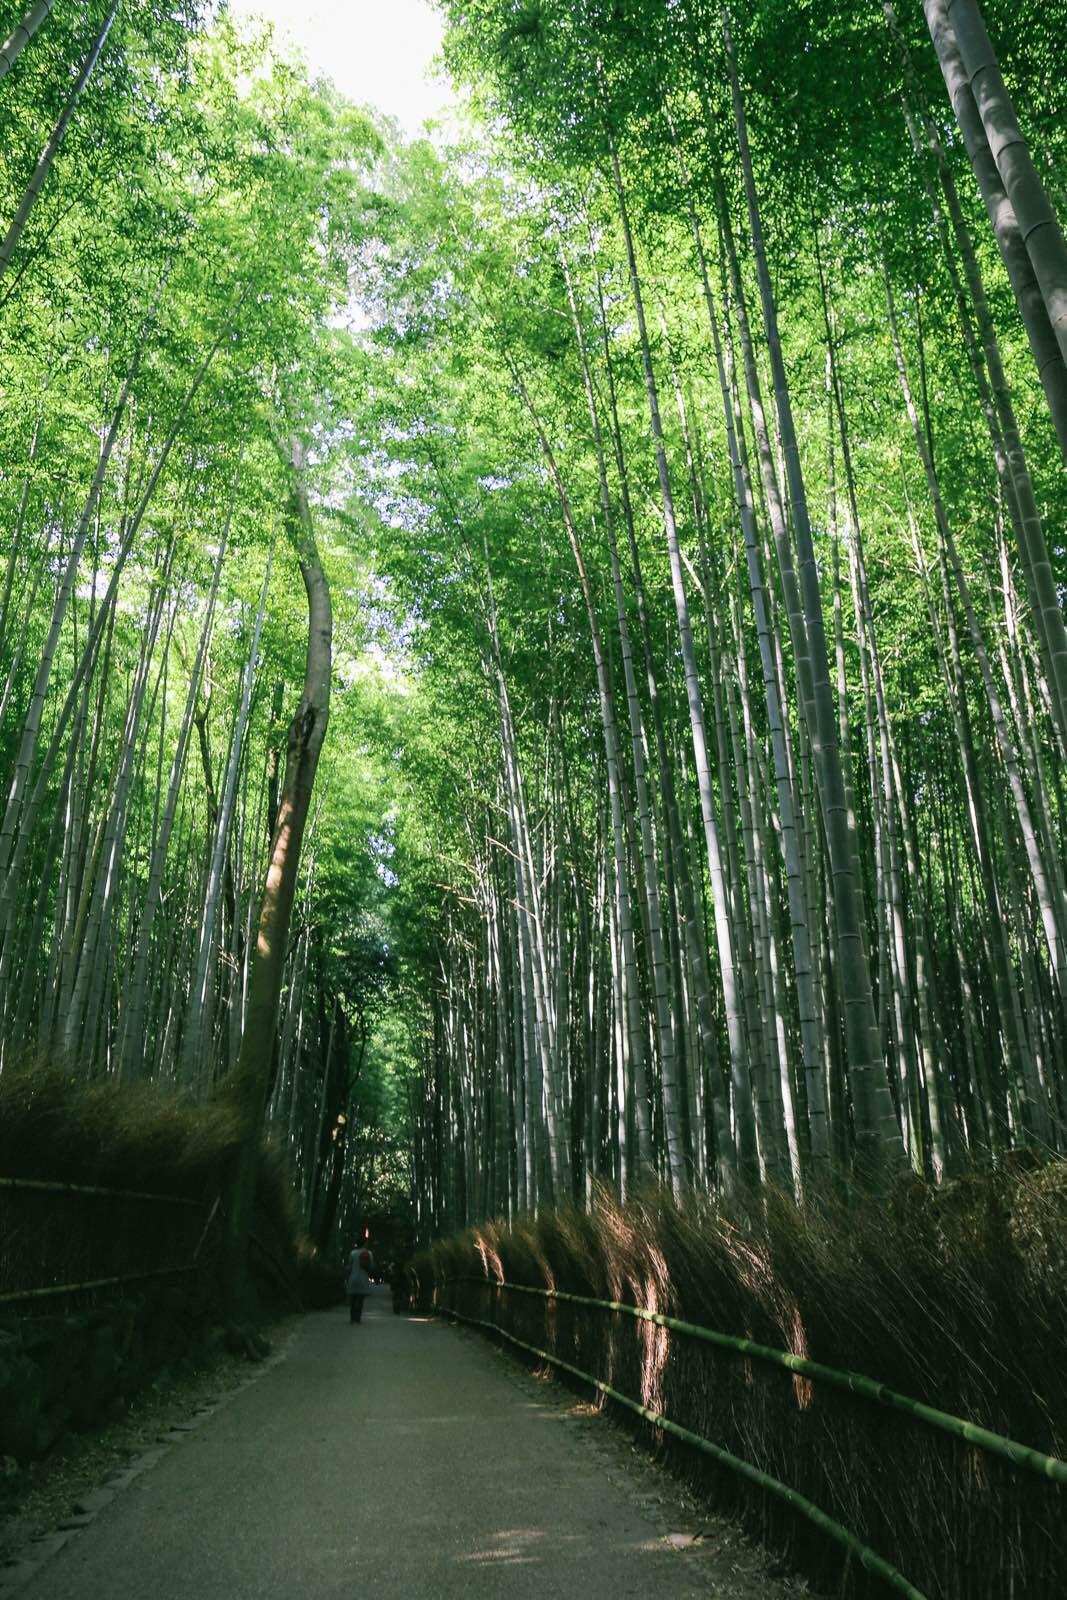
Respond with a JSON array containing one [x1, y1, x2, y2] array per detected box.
[[0, 1063, 302, 1305], [411, 1166, 1067, 1599], [2, 1063, 245, 1198]]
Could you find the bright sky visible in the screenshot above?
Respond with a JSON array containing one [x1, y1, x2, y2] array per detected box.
[[228, 0, 454, 135]]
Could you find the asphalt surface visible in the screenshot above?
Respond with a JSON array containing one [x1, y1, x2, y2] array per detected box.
[[20, 1289, 721, 1598]]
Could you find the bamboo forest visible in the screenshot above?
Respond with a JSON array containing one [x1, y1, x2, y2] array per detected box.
[[2, 1, 1066, 1595]]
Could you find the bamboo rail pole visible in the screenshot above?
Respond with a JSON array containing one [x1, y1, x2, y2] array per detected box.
[[0, 1176, 201, 1206], [0, 1265, 198, 1306]]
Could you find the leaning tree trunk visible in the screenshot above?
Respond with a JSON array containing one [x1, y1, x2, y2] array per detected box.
[[0, 303, 233, 949], [887, 4, 1067, 748], [223, 431, 332, 1308], [0, 347, 142, 891], [886, 267, 1067, 1028]]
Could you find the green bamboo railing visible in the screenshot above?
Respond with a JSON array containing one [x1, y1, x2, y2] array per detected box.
[[0, 1175, 201, 1206], [442, 1299, 928, 1600], [0, 1264, 198, 1306], [1, 1175, 208, 1306], [450, 1275, 1067, 1486]]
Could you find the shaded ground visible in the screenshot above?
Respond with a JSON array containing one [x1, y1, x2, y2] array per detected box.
[[0, 1316, 300, 1567], [6, 1290, 805, 1597]]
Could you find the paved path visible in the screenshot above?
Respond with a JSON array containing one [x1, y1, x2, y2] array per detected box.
[[19, 1289, 727, 1598]]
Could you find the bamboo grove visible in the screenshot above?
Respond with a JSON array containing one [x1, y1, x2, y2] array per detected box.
[[2, 0, 1067, 1252], [378, 0, 1067, 1237]]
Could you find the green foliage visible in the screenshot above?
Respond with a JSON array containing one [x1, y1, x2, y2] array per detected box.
[[3, 0, 1067, 1294]]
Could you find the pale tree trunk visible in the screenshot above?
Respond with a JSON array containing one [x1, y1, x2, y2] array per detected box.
[[60, 542, 174, 1059], [181, 550, 271, 1085], [610, 144, 756, 1186], [509, 352, 658, 1186], [118, 528, 229, 1078], [730, 600, 803, 1190], [561, 246, 686, 1193], [673, 125, 829, 1170], [494, 637, 565, 1202], [670, 366, 769, 1169], [589, 230, 732, 1184]]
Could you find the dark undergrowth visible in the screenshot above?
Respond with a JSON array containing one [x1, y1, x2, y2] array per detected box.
[[0, 1063, 300, 1300], [0, 1063, 341, 1462], [411, 1166, 1067, 1600], [0, 1059, 284, 1200]]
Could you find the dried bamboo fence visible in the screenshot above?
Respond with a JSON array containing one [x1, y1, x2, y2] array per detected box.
[[0, 1176, 216, 1309], [430, 1272, 1065, 1599]]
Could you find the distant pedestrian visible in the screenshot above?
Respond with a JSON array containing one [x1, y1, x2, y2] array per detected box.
[[345, 1239, 374, 1324]]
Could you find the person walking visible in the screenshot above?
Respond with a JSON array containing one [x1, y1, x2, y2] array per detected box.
[[345, 1238, 374, 1324]]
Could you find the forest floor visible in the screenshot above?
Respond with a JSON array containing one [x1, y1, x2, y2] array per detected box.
[[3, 1292, 807, 1597]]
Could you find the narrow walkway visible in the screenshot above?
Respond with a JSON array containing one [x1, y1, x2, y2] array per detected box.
[[19, 1291, 769, 1597]]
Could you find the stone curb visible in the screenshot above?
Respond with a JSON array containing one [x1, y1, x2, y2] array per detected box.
[[0, 1335, 295, 1596]]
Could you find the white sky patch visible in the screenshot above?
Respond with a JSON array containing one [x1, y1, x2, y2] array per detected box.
[[228, 0, 453, 136], [340, 641, 414, 695]]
